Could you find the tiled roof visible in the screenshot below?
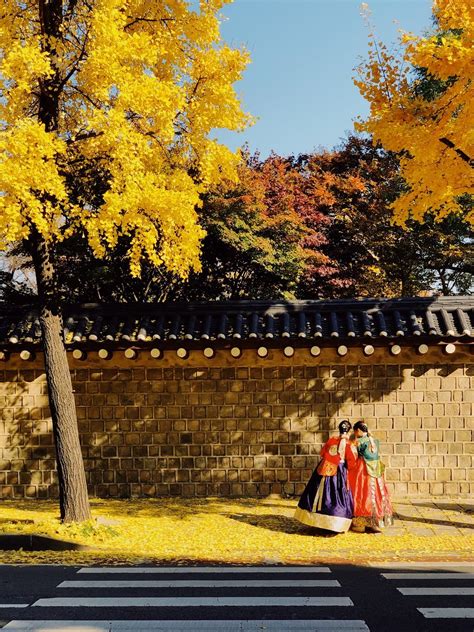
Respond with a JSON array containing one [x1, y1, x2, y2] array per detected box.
[[0, 297, 473, 349]]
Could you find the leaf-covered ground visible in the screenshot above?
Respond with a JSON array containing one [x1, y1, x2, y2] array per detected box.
[[0, 498, 472, 565]]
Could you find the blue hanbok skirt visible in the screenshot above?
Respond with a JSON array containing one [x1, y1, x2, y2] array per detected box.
[[294, 462, 354, 533]]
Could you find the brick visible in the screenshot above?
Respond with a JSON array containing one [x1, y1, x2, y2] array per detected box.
[[436, 468, 452, 482], [391, 482, 408, 495]]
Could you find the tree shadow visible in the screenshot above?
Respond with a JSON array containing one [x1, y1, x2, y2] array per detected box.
[[0, 372, 58, 502], [82, 498, 300, 526], [0, 533, 89, 551], [410, 502, 474, 514], [393, 513, 474, 530], [7, 360, 408, 502], [225, 512, 339, 538], [0, 359, 433, 501]]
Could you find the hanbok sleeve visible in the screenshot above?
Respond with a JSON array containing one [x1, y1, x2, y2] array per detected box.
[[319, 440, 330, 459], [357, 439, 368, 456]]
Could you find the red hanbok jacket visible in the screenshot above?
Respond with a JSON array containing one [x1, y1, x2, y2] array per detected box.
[[317, 436, 358, 476]]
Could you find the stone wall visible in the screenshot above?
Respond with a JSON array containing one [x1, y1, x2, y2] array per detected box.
[[0, 346, 472, 499]]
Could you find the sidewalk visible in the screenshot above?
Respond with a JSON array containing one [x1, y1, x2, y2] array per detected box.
[[386, 497, 474, 537], [0, 497, 472, 565]]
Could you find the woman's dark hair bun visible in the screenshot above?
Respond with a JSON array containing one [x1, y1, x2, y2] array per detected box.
[[353, 420, 369, 433], [338, 419, 352, 434]]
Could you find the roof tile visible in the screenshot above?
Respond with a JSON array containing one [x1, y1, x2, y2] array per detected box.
[[0, 297, 473, 348]]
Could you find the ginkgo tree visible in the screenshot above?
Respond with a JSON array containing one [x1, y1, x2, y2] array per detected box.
[[0, 0, 250, 522], [355, 0, 473, 225]]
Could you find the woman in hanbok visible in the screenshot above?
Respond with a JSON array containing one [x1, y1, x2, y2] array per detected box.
[[294, 420, 357, 533], [348, 420, 394, 533]]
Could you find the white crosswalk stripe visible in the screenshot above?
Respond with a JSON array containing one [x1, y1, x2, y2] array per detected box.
[[32, 596, 354, 607], [372, 562, 474, 570], [4, 565, 371, 632], [382, 572, 474, 579], [77, 566, 332, 574], [2, 621, 370, 631], [399, 587, 474, 596], [381, 565, 474, 620], [417, 608, 474, 619], [58, 580, 341, 588]]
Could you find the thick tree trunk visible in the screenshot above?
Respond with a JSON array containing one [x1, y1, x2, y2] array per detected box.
[[31, 232, 91, 523]]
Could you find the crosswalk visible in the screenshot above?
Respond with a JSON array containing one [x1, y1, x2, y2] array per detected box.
[[2, 565, 370, 632], [4, 562, 474, 630], [377, 561, 474, 621]]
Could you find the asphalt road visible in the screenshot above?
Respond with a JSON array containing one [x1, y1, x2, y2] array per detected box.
[[0, 562, 473, 631]]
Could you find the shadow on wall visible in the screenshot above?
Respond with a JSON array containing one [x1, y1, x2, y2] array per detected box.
[[0, 362, 399, 498], [76, 362, 412, 497], [1, 358, 470, 499], [0, 369, 58, 499]]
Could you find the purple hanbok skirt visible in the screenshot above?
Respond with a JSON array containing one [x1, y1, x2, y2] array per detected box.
[[294, 462, 354, 533]]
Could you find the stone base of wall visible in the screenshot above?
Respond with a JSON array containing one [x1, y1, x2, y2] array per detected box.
[[0, 346, 473, 499]]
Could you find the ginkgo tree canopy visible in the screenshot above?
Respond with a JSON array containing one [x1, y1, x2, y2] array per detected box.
[[0, 0, 251, 276], [355, 0, 473, 226]]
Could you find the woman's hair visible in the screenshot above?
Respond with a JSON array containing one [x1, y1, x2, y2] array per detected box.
[[353, 420, 369, 434], [353, 420, 377, 451], [338, 420, 352, 435]]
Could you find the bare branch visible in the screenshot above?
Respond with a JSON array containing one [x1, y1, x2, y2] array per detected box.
[[439, 137, 474, 167]]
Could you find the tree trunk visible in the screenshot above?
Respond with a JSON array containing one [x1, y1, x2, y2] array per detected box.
[[31, 231, 91, 523], [30, 0, 91, 522]]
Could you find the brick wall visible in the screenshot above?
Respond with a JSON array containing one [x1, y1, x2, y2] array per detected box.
[[0, 346, 473, 499]]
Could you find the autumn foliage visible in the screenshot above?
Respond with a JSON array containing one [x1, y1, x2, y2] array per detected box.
[[10, 135, 469, 304], [192, 153, 335, 299], [0, 0, 251, 276], [355, 0, 474, 225]]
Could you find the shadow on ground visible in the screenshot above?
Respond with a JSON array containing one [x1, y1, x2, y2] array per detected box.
[[0, 534, 90, 551], [411, 502, 474, 514], [393, 513, 474, 530], [226, 512, 339, 538]]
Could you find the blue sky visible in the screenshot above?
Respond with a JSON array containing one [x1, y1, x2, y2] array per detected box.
[[217, 0, 433, 157]]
